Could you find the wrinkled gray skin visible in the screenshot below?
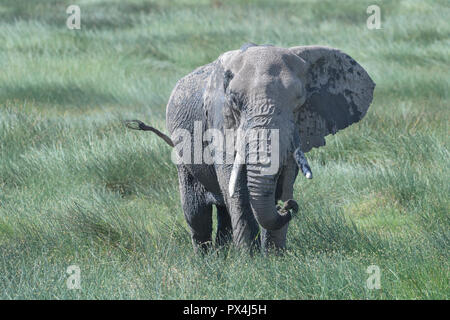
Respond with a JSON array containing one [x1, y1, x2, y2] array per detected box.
[[164, 44, 375, 253]]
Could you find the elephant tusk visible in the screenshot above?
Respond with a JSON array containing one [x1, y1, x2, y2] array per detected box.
[[229, 129, 246, 197], [228, 150, 244, 197], [293, 147, 313, 179]]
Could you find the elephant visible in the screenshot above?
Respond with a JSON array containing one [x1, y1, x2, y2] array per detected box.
[[126, 43, 375, 253]]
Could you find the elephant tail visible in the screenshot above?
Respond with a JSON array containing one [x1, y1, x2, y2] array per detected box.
[[124, 120, 174, 147]]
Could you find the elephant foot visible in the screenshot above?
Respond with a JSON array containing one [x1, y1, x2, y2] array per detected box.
[[215, 231, 232, 248], [261, 200, 299, 254], [261, 225, 288, 254], [192, 236, 213, 255]]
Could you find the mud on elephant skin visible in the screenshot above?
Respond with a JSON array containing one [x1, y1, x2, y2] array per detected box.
[[126, 43, 375, 254]]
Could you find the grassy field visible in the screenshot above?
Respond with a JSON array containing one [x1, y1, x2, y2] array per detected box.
[[0, 0, 448, 299]]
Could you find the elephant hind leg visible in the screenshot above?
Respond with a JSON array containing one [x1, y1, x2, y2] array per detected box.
[[215, 205, 232, 247], [177, 166, 213, 253], [187, 204, 213, 253]]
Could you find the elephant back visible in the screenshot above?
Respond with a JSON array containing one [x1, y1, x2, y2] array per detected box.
[[166, 62, 215, 136]]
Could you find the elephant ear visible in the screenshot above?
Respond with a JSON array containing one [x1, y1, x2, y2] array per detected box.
[[290, 45, 375, 152], [204, 50, 240, 130]]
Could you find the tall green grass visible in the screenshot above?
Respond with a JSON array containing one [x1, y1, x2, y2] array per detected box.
[[0, 0, 448, 299]]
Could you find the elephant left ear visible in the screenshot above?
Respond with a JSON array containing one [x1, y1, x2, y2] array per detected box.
[[290, 46, 375, 152]]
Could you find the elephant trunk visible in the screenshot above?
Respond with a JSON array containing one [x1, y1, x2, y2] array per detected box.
[[228, 121, 293, 231], [246, 163, 291, 230]]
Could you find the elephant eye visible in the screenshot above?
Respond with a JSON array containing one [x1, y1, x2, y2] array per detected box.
[[223, 70, 234, 91], [293, 100, 303, 111], [293, 90, 307, 110], [227, 91, 244, 111]]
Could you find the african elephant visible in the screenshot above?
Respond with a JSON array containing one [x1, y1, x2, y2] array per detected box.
[[127, 43, 375, 253]]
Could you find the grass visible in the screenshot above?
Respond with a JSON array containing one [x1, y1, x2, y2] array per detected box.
[[0, 0, 449, 299]]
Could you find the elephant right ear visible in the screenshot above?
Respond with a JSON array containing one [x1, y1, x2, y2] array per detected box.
[[204, 51, 241, 130], [290, 46, 375, 152]]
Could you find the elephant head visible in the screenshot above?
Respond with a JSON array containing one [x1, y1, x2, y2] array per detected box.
[[204, 44, 375, 233]]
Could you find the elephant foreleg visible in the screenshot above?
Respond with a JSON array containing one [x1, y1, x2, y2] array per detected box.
[[216, 165, 260, 251], [215, 205, 232, 247]]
